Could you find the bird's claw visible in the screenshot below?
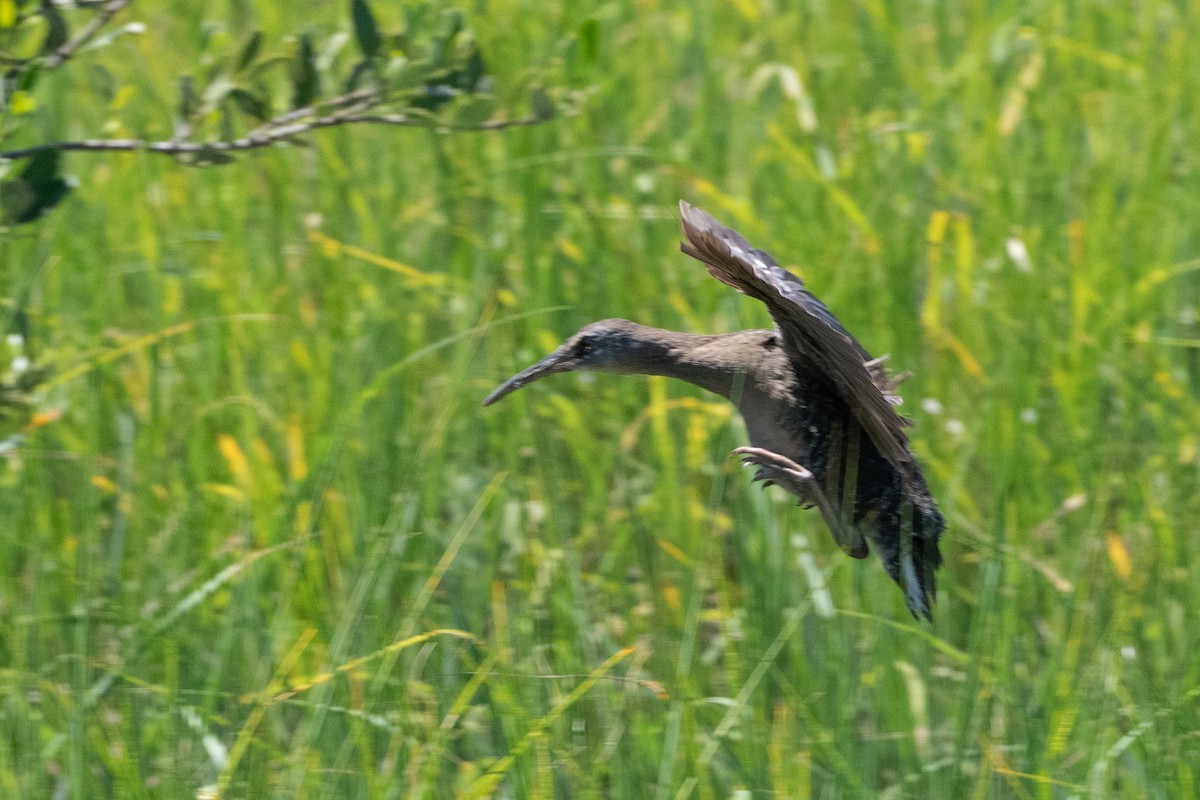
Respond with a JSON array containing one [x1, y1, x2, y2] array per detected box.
[[733, 446, 815, 488]]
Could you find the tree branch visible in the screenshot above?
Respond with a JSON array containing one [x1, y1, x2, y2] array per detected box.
[[0, 106, 551, 161], [0, 2, 568, 167]]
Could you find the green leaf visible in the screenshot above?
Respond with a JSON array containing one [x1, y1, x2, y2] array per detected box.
[[577, 18, 599, 64], [289, 32, 319, 109], [40, 0, 69, 55], [202, 77, 236, 110], [442, 9, 465, 41], [88, 64, 116, 103], [235, 30, 262, 72], [459, 43, 487, 92], [177, 75, 197, 121], [185, 146, 236, 167], [411, 84, 455, 112], [229, 87, 269, 121], [219, 105, 235, 142], [17, 62, 41, 92], [8, 90, 35, 114], [344, 59, 373, 92], [529, 86, 555, 121], [0, 150, 72, 225], [82, 21, 147, 53], [351, 0, 380, 59]]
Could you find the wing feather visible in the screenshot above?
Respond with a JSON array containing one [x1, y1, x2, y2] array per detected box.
[[678, 201, 914, 478], [678, 201, 945, 619]]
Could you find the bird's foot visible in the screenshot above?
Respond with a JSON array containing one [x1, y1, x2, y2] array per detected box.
[[732, 447, 815, 495], [733, 446, 868, 559]]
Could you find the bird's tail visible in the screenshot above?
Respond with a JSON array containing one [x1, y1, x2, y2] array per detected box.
[[868, 494, 943, 621], [808, 410, 945, 620]]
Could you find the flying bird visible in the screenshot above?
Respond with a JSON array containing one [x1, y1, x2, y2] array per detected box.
[[484, 201, 945, 619]]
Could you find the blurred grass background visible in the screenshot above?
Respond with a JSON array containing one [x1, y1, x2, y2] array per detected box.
[[2, 1, 1199, 797]]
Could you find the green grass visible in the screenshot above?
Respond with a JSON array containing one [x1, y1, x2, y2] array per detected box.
[[3, 1, 1200, 797]]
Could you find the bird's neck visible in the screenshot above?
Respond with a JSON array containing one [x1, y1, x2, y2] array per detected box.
[[599, 325, 758, 401]]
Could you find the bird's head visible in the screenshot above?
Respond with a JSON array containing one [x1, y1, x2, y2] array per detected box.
[[483, 319, 662, 406]]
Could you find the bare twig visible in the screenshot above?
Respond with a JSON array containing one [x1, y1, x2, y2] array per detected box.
[[0, 2, 565, 164], [242, 88, 382, 138], [0, 108, 550, 161]]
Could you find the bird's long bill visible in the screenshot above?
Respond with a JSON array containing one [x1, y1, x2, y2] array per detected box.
[[482, 348, 573, 406]]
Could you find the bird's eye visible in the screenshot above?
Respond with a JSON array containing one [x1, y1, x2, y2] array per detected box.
[[576, 337, 593, 356]]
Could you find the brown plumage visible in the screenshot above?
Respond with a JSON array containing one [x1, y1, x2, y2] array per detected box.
[[484, 201, 944, 619]]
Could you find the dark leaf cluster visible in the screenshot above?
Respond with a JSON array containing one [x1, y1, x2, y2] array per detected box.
[[0, 0, 582, 226]]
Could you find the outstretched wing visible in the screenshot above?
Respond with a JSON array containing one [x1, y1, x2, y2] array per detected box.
[[678, 201, 914, 477], [678, 201, 944, 619]]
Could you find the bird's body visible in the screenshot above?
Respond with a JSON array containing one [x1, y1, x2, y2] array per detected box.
[[485, 203, 945, 619]]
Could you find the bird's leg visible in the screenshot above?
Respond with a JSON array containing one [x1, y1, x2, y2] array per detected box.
[[732, 446, 816, 496], [732, 446, 865, 558]]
